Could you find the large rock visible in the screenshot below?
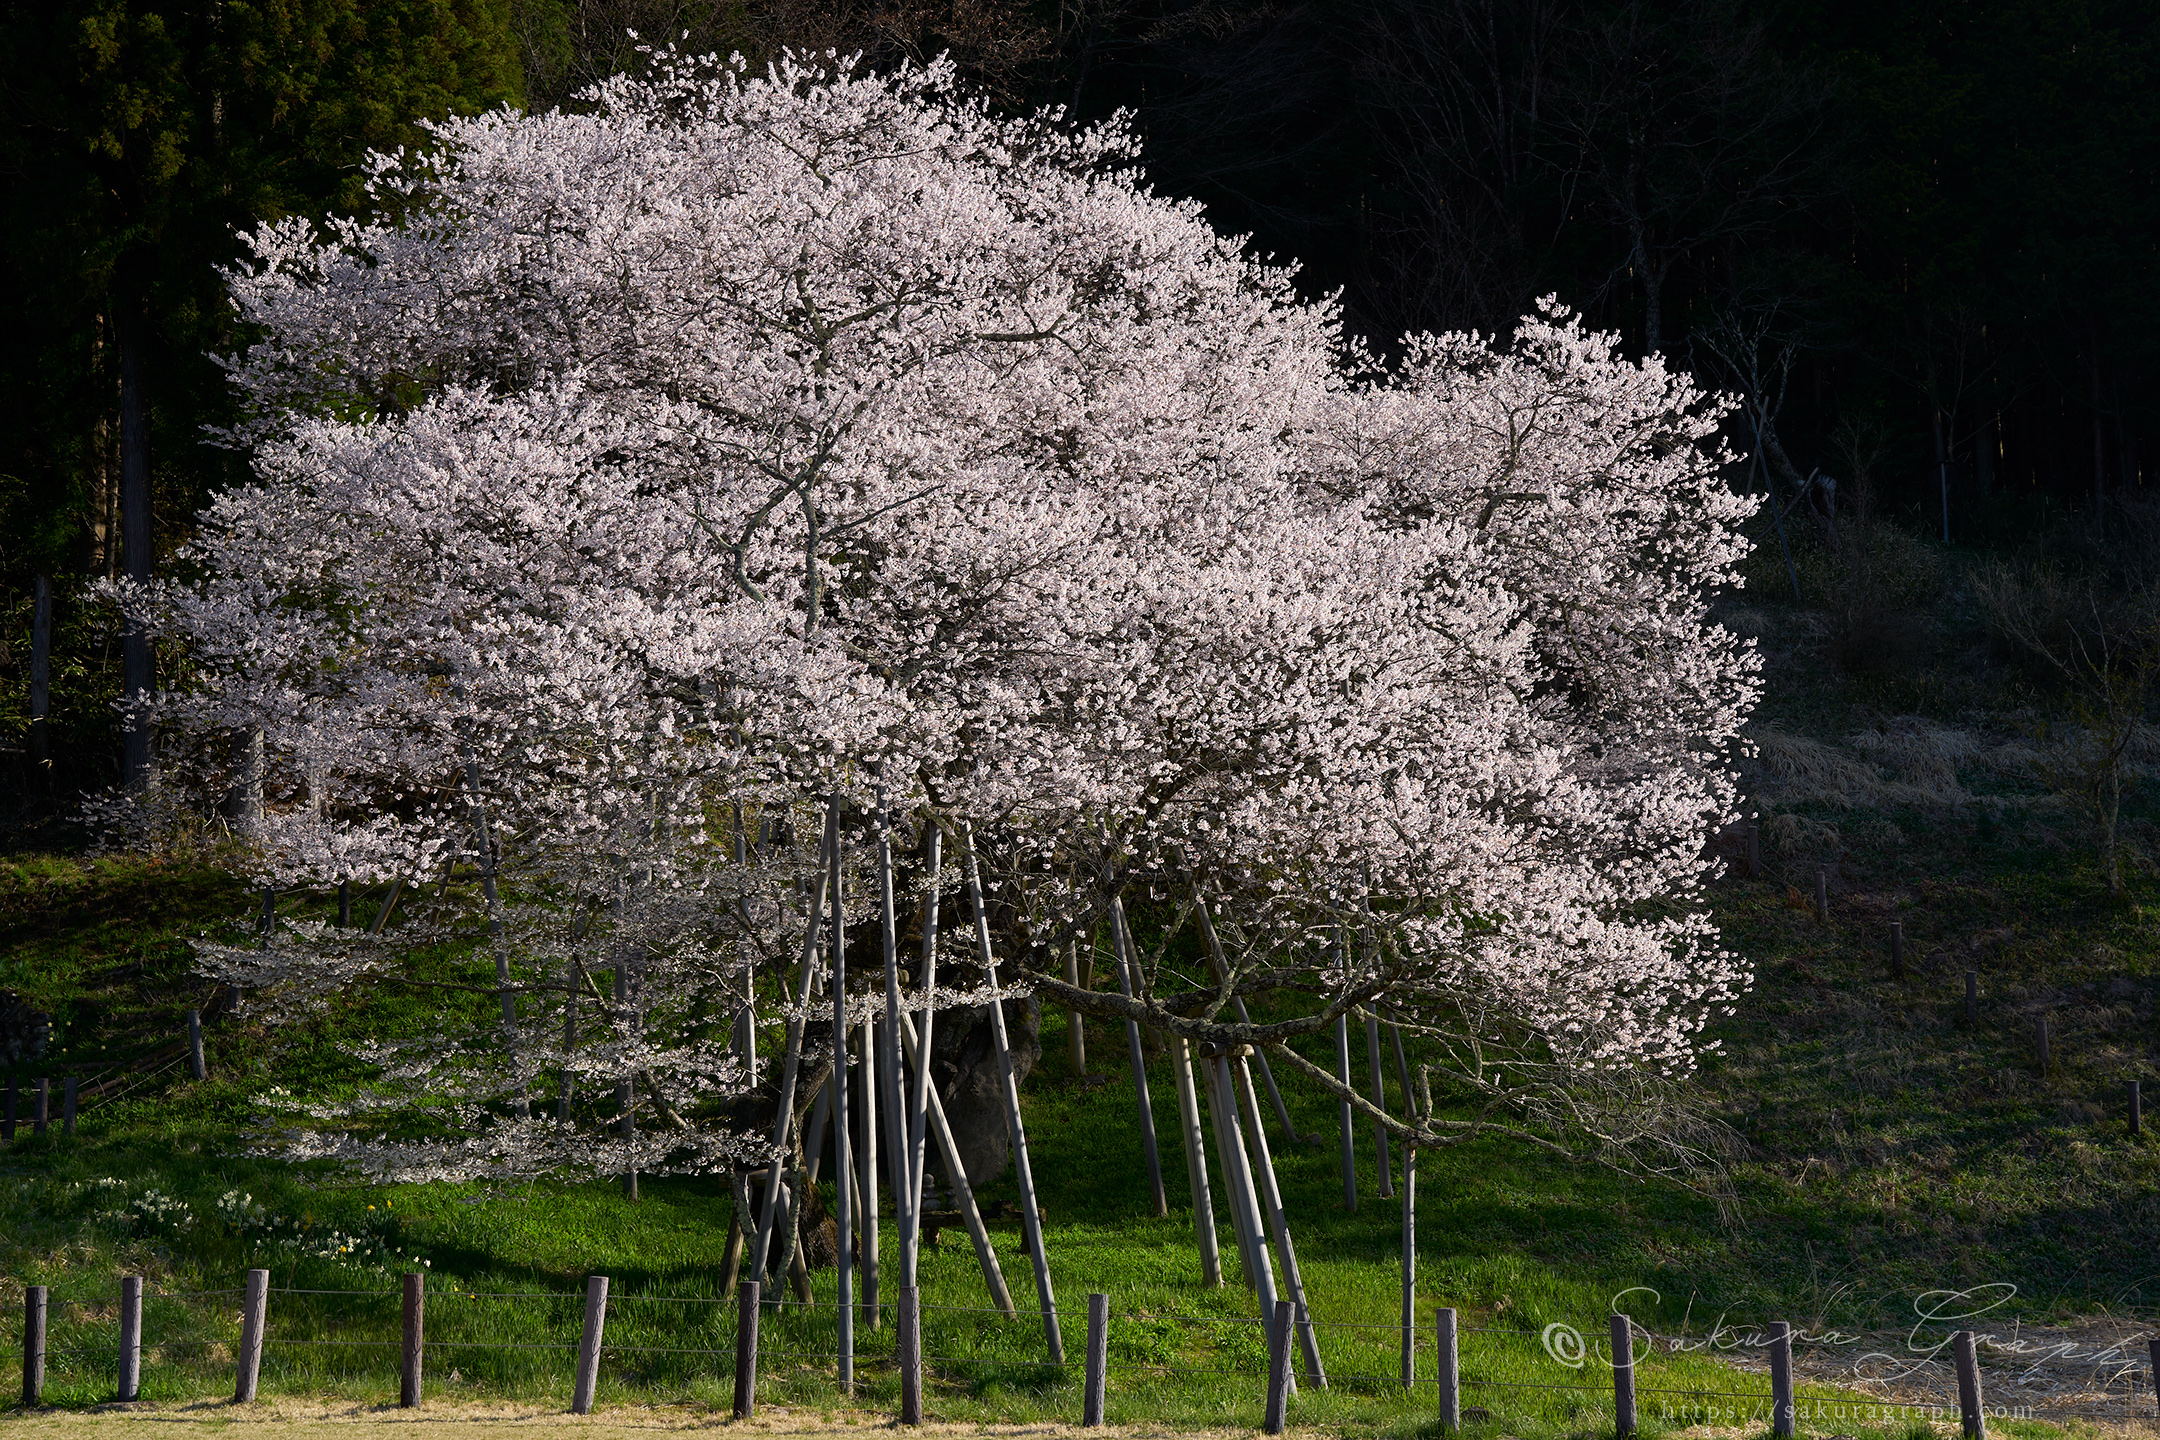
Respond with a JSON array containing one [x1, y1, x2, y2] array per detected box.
[[928, 993, 1041, 1188]]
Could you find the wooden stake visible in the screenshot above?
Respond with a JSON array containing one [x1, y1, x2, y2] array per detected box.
[[23, 1285, 45, 1408], [1768, 1320, 1793, 1438], [1965, 970, 1979, 1025], [118, 1275, 142, 1402], [62, 1076, 76, 1135], [1609, 1313, 1635, 1439], [1436, 1307, 1459, 1431], [1083, 1293, 1108, 1426], [1953, 1329, 1985, 1440], [1814, 868, 1829, 924], [1889, 920, 1905, 979], [2130, 1079, 2143, 1136], [732, 1282, 759, 1418], [1172, 1038, 1223, 1287], [2035, 1015, 2050, 1074], [3, 1077, 13, 1139], [898, 1285, 922, 1423], [1108, 898, 1168, 1218], [1746, 823, 1760, 878], [571, 1275, 607, 1414], [1263, 1298, 1294, 1435], [235, 1268, 269, 1403], [400, 1272, 425, 1408], [964, 830, 1063, 1362]]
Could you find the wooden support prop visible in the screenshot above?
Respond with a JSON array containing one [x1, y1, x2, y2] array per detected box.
[[833, 833, 856, 1395], [904, 823, 943, 1282], [2035, 1015, 2050, 1074], [1232, 1058, 1323, 1388], [1172, 1039, 1223, 1288], [1365, 1014, 1393, 1198], [1108, 898, 1168, 1218], [1064, 943, 1087, 1077], [1964, 971, 1979, 1025], [1890, 920, 1905, 979], [1609, 1313, 1635, 1439], [1436, 1307, 1459, 1431], [34, 1077, 49, 1134], [721, 1177, 750, 1296], [750, 804, 836, 1289], [1202, 1055, 1258, 1290], [235, 1268, 269, 1403], [118, 1275, 142, 1402], [188, 1009, 206, 1081], [367, 876, 406, 935], [732, 1281, 759, 1418], [858, 1018, 881, 1327], [1335, 1013, 1356, 1212], [23, 1285, 45, 1408], [1263, 1298, 1294, 1435], [2130, 1079, 2143, 1136], [1769, 1320, 1793, 1438], [878, 803, 916, 1304], [1215, 1056, 1287, 1380], [3, 1077, 14, 1139], [1746, 823, 1760, 878], [338, 880, 352, 928], [572, 1275, 608, 1414], [898, 1286, 922, 1424], [1400, 1138, 1416, 1390], [1814, 868, 1829, 924], [63, 1076, 77, 1135], [1083, 1293, 1109, 1427], [400, 1272, 425, 1407], [964, 830, 1063, 1362], [1953, 1329, 1985, 1440], [896, 1009, 1016, 1316]]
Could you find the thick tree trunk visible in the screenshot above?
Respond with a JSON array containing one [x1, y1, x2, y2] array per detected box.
[[118, 320, 154, 789]]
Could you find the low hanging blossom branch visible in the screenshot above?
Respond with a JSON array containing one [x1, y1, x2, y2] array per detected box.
[[115, 47, 1759, 1184]]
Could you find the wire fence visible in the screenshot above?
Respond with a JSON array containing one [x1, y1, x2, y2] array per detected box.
[[10, 1275, 2156, 1432]]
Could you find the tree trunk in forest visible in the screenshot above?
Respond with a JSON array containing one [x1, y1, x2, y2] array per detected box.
[[118, 318, 154, 790]]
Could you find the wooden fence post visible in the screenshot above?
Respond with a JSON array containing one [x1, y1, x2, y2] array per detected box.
[[235, 1268, 269, 1402], [1814, 869, 1829, 924], [1610, 1314, 1636, 1439], [1953, 1329, 1985, 1440], [187, 1010, 207, 1081], [400, 1272, 424, 1408], [1889, 921, 1904, 979], [3, 1077, 14, 1140], [1768, 1320, 1793, 1438], [2034, 1016, 2050, 1073], [2131, 1079, 2143, 1136], [1263, 1298, 1294, 1435], [898, 1286, 922, 1425], [1436, 1307, 1459, 1432], [62, 1077, 77, 1135], [1083, 1293, 1108, 1427], [571, 1274, 608, 1415], [732, 1281, 759, 1419], [119, 1275, 142, 1402], [2148, 1336, 2159, 1420], [1964, 972, 1978, 1025], [33, 1077, 49, 1134], [1746, 824, 1760, 878], [22, 1286, 45, 1408]]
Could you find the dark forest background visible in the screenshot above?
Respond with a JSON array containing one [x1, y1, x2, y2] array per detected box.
[[3, 0, 2155, 815]]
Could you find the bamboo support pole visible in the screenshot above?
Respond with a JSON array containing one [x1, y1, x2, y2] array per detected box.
[[1172, 1038, 1223, 1287], [964, 831, 1063, 1361], [1108, 897, 1168, 1218]]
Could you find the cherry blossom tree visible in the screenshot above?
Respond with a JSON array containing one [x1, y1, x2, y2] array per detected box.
[[125, 49, 1759, 1190]]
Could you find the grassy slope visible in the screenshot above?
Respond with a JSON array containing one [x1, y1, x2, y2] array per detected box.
[[2, 562, 2154, 1434]]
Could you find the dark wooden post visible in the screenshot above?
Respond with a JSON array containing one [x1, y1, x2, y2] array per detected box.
[[1263, 1299, 1294, 1435], [2130, 1080, 2143, 1136], [62, 1077, 77, 1136], [1889, 921, 1905, 979], [235, 1268, 269, 1402], [898, 1286, 922, 1425], [1768, 1320, 1794, 1438], [1964, 972, 1978, 1025], [2034, 1016, 2050, 1073], [732, 1281, 759, 1419], [33, 1078, 49, 1134], [22, 1286, 45, 1408], [187, 1010, 207, 1080], [338, 881, 353, 928], [118, 1276, 142, 1402], [572, 1274, 608, 1414], [1610, 1314, 1636, 1439], [1953, 1329, 1985, 1440], [1814, 869, 1829, 924], [1746, 824, 1760, 878], [1436, 1306, 1460, 1432], [3, 1077, 14, 1139], [2148, 1336, 2159, 1419], [400, 1272, 424, 1407], [1083, 1293, 1108, 1427]]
